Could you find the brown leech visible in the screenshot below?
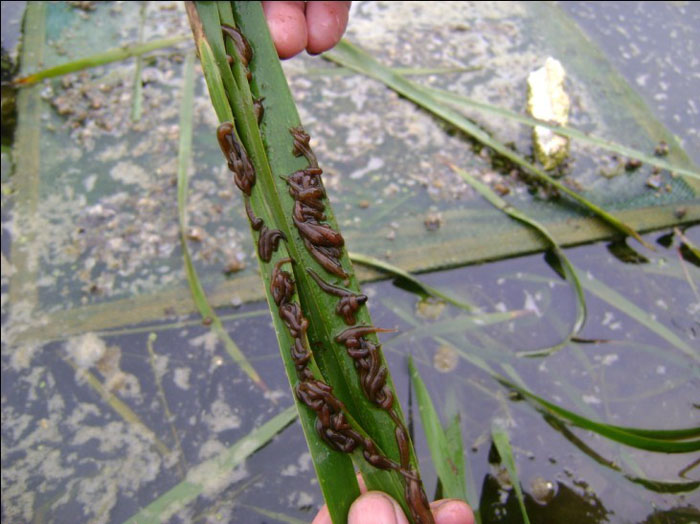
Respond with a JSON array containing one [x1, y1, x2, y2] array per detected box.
[[290, 126, 319, 168], [221, 23, 252, 80], [284, 128, 348, 277], [244, 198, 263, 230], [302, 240, 347, 278], [217, 122, 256, 196], [253, 97, 265, 124], [307, 268, 368, 324], [292, 213, 344, 247], [335, 324, 433, 523], [257, 226, 286, 263]]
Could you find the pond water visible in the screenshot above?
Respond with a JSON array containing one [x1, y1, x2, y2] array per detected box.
[[1, 2, 698, 524]]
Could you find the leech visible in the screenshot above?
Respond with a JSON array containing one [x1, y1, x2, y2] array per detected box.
[[221, 23, 252, 66], [307, 268, 368, 324], [335, 325, 396, 346], [215, 40, 430, 519], [217, 122, 255, 195], [270, 127, 434, 523], [244, 198, 263, 230], [303, 239, 348, 278], [290, 126, 319, 167], [292, 216, 344, 247], [253, 97, 265, 124], [270, 258, 294, 306], [258, 226, 286, 262]]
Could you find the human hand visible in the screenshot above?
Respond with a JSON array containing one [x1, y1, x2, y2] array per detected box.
[[262, 1, 351, 59], [311, 490, 474, 524]]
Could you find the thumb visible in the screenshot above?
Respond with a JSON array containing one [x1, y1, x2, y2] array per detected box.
[[348, 491, 410, 524]]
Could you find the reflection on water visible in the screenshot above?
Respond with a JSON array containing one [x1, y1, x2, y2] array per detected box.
[[2, 225, 698, 523]]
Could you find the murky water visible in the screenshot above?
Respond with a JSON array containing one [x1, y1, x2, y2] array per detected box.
[[2, 2, 698, 524]]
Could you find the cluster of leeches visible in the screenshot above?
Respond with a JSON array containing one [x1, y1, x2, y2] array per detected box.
[[215, 24, 433, 524]]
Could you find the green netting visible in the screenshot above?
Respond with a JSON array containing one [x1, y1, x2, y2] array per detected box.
[[5, 1, 698, 342]]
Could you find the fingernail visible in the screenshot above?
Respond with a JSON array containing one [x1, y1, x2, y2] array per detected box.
[[431, 499, 475, 524], [348, 492, 409, 524]]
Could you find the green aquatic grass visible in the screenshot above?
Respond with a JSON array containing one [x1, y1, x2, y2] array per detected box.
[[495, 374, 700, 453], [578, 266, 698, 363], [421, 84, 700, 182], [176, 48, 267, 393], [325, 40, 654, 250], [447, 163, 586, 357], [130, 2, 147, 123], [306, 64, 482, 78], [66, 359, 171, 457], [350, 251, 475, 311], [243, 505, 308, 524], [146, 333, 187, 476], [389, 293, 700, 475], [188, 3, 433, 521], [123, 405, 298, 524], [409, 357, 468, 501], [491, 421, 531, 524], [13, 35, 190, 86]]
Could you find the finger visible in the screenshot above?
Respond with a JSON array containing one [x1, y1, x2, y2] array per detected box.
[[311, 504, 331, 524], [261, 1, 308, 59], [305, 1, 351, 55], [311, 472, 367, 524], [430, 499, 475, 524], [348, 492, 410, 524]]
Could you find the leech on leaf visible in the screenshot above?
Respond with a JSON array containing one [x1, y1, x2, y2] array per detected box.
[[244, 198, 263, 231], [221, 23, 252, 80], [270, 258, 294, 306], [335, 325, 396, 346], [257, 226, 286, 262], [307, 268, 368, 324], [302, 238, 348, 278], [290, 126, 319, 168], [216, 122, 255, 195]]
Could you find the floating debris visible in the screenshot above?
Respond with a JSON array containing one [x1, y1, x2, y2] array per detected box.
[[416, 296, 446, 320], [530, 476, 556, 504], [624, 158, 642, 171], [433, 344, 458, 373], [424, 211, 443, 232], [654, 140, 669, 157], [646, 173, 663, 189], [527, 57, 571, 171]]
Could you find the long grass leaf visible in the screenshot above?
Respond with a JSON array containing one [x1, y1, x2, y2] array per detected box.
[[445, 413, 480, 523], [243, 505, 308, 524], [130, 2, 147, 123], [350, 252, 475, 311], [578, 267, 698, 362], [307, 65, 482, 78], [227, 4, 434, 522], [389, 311, 526, 344], [176, 49, 267, 392], [325, 40, 653, 250], [146, 333, 187, 475], [496, 376, 700, 453], [409, 357, 468, 501], [447, 163, 586, 357], [491, 421, 531, 524], [123, 406, 297, 524], [543, 415, 700, 494], [66, 360, 170, 457], [189, 5, 367, 522], [13, 35, 190, 86], [421, 85, 700, 182]]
